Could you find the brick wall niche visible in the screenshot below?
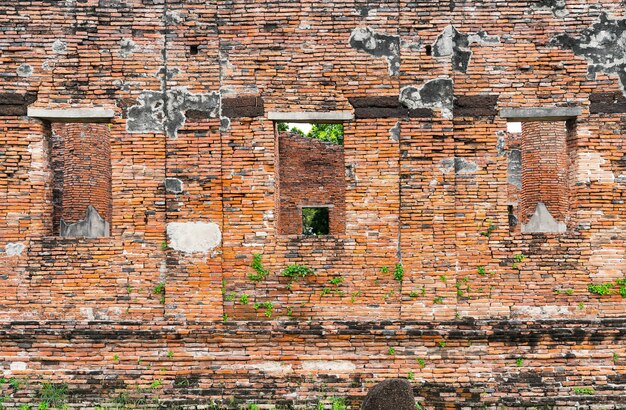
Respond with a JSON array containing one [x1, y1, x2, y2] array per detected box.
[[277, 131, 346, 236], [50, 123, 112, 237]]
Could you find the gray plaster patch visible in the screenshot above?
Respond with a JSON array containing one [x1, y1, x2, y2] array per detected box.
[[349, 27, 400, 76], [536, 0, 568, 17], [52, 39, 67, 54], [60, 205, 110, 238], [220, 116, 230, 132], [432, 25, 500, 73], [454, 157, 478, 174], [496, 132, 506, 157], [16, 64, 33, 77], [439, 158, 455, 174], [389, 122, 400, 142], [508, 149, 522, 189], [126, 88, 220, 138], [119, 39, 136, 58], [301, 360, 356, 372], [439, 157, 478, 174], [4, 242, 25, 257], [521, 202, 566, 233], [164, 10, 183, 25], [400, 78, 454, 118], [166, 221, 221, 254], [165, 177, 183, 194], [550, 13, 626, 97]]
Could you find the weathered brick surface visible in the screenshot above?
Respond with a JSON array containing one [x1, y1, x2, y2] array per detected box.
[[0, 0, 625, 407]]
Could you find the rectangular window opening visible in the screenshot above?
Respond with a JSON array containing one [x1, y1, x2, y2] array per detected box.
[[49, 123, 112, 238], [506, 120, 572, 234], [276, 122, 344, 145], [302, 207, 330, 236], [275, 121, 346, 236]]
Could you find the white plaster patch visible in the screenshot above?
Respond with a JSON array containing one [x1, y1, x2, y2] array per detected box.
[[4, 242, 25, 257], [10, 362, 27, 371], [16, 64, 33, 77], [521, 202, 566, 233], [166, 221, 222, 254], [80, 307, 95, 320], [251, 361, 293, 374], [301, 360, 356, 372], [588, 247, 626, 281], [511, 305, 572, 318], [52, 39, 67, 54], [577, 152, 614, 184]]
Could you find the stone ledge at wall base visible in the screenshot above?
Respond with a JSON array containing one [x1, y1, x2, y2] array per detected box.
[[361, 379, 416, 410], [59, 205, 110, 238]]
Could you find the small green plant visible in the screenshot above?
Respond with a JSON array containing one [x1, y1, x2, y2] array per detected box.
[[222, 313, 229, 322], [167, 350, 174, 358], [433, 296, 444, 304], [383, 289, 395, 302], [248, 405, 261, 410], [455, 281, 465, 297], [160, 241, 168, 251], [512, 253, 526, 269], [387, 347, 396, 355], [153, 282, 165, 304], [329, 276, 344, 286], [282, 264, 315, 287], [9, 378, 21, 390], [38, 382, 68, 409], [416, 357, 425, 368], [515, 357, 524, 367], [239, 294, 249, 304], [249, 253, 270, 282], [578, 302, 585, 310], [565, 288, 574, 296], [588, 283, 613, 296], [407, 371, 414, 380], [439, 274, 447, 283], [614, 277, 626, 297], [331, 397, 347, 410], [149, 379, 163, 390], [613, 352, 619, 364], [20, 405, 29, 410], [321, 287, 331, 296], [409, 290, 419, 298], [225, 292, 236, 301], [393, 263, 404, 282], [477, 266, 486, 276], [437, 341, 446, 348], [350, 291, 361, 303], [573, 387, 594, 395], [254, 301, 274, 318], [380, 266, 389, 274], [113, 354, 119, 361], [286, 307, 293, 317], [480, 221, 497, 237]]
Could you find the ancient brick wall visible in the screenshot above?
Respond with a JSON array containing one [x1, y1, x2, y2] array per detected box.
[[277, 131, 346, 236], [0, 0, 625, 407]]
